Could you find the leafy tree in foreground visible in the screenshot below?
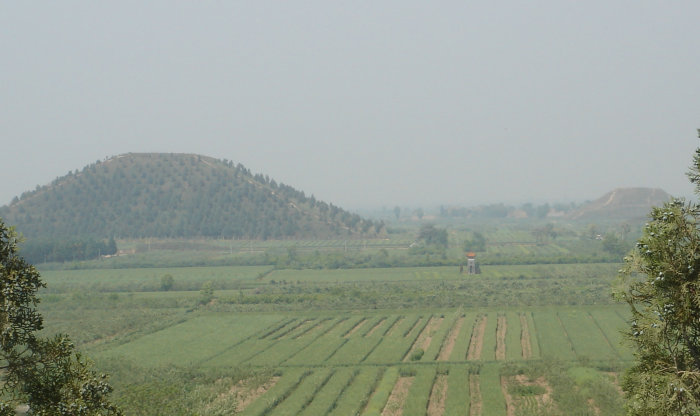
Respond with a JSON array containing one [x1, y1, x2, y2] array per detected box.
[[616, 135, 700, 415], [0, 219, 121, 415]]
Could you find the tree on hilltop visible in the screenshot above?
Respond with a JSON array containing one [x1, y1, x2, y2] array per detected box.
[[616, 132, 700, 415], [0, 219, 121, 415]]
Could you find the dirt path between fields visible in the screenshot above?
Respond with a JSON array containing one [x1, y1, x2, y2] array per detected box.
[[427, 374, 448, 416], [345, 318, 367, 338], [438, 316, 465, 361], [496, 315, 507, 360], [467, 316, 487, 360], [382, 376, 414, 416], [469, 374, 481, 416], [520, 314, 532, 359]]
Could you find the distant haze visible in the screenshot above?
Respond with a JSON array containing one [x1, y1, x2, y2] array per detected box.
[[2, 2, 699, 209]]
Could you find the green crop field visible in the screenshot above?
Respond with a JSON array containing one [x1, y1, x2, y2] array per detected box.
[[34, 252, 633, 415]]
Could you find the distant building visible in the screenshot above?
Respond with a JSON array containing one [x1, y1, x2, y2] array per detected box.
[[466, 252, 480, 274]]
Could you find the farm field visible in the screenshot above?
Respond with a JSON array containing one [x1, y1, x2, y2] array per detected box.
[[37, 258, 632, 414]]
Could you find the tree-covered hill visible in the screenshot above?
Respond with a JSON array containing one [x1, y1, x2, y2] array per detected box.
[[0, 153, 383, 240]]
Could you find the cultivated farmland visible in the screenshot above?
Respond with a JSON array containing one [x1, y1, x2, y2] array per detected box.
[[38, 250, 632, 414]]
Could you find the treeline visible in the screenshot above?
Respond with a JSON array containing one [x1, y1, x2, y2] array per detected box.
[[438, 202, 579, 219], [20, 237, 117, 264], [0, 153, 383, 240]]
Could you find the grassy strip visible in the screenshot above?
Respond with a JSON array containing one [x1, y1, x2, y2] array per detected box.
[[424, 312, 460, 361], [481, 312, 498, 361], [268, 368, 334, 415], [526, 311, 541, 358], [283, 318, 356, 366], [298, 368, 354, 416], [238, 368, 310, 416], [559, 310, 618, 360], [445, 364, 471, 415], [505, 311, 522, 361], [330, 367, 383, 415], [402, 365, 438, 415], [270, 318, 315, 340], [364, 315, 420, 364], [361, 367, 399, 416], [401, 316, 433, 361], [449, 312, 476, 361], [327, 318, 392, 365], [259, 318, 298, 339], [245, 320, 337, 366], [589, 309, 633, 360], [532, 310, 575, 360], [480, 364, 507, 416]]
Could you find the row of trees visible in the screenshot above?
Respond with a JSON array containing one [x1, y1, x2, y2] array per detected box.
[[20, 237, 117, 264]]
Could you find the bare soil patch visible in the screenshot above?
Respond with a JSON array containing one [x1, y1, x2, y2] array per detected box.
[[427, 374, 448, 416], [366, 317, 387, 337], [345, 318, 367, 338], [469, 374, 481, 416], [438, 316, 465, 361], [588, 398, 601, 415], [605, 372, 624, 396], [510, 374, 556, 412], [496, 315, 507, 360], [467, 316, 487, 360], [519, 314, 532, 359], [382, 376, 414, 416], [501, 376, 515, 416]]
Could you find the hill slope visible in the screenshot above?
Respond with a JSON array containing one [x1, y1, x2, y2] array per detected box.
[[0, 153, 383, 239], [568, 187, 672, 220]]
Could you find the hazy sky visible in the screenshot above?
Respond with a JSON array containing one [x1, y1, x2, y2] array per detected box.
[[2, 1, 699, 209]]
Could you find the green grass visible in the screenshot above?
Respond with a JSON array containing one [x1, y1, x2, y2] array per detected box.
[[298, 367, 355, 416], [480, 364, 507, 416], [532, 309, 577, 360], [238, 368, 310, 416], [505, 311, 522, 361], [481, 312, 498, 361], [263, 368, 333, 415], [328, 367, 381, 415], [42, 265, 272, 292], [402, 366, 436, 415], [97, 313, 283, 366], [361, 367, 398, 416], [445, 365, 471, 415]]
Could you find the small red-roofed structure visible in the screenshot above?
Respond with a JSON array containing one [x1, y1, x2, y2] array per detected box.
[[465, 252, 479, 274]]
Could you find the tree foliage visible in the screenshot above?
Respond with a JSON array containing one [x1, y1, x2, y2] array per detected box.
[[616, 135, 700, 415], [417, 224, 448, 248], [463, 231, 486, 252], [0, 219, 121, 415]]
